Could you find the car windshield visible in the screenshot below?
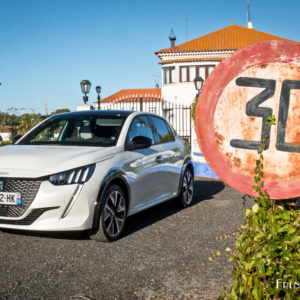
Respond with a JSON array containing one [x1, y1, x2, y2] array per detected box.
[[18, 113, 128, 147]]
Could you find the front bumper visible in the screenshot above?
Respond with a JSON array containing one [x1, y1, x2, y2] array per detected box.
[[0, 180, 98, 231]]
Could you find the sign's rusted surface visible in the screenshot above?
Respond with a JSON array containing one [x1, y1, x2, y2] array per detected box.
[[195, 40, 300, 199]]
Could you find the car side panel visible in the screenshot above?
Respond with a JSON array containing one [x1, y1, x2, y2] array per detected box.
[[120, 144, 165, 213], [155, 140, 183, 198]]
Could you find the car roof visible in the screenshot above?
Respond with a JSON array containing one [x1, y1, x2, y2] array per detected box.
[[53, 110, 135, 118]]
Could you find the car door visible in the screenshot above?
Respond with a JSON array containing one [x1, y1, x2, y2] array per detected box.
[[123, 115, 164, 213], [149, 116, 182, 198]]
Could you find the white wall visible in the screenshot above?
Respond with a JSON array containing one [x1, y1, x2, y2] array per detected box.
[[0, 132, 10, 142], [162, 81, 196, 105]]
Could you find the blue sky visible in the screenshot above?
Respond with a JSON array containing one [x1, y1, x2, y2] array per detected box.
[[0, 0, 299, 114]]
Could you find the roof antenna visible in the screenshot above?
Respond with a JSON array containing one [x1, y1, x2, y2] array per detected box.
[[247, 0, 254, 29]]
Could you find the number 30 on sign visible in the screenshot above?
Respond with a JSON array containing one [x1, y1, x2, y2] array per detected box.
[[195, 40, 300, 199]]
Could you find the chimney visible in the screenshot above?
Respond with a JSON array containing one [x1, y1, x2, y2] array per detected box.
[[169, 29, 176, 48]]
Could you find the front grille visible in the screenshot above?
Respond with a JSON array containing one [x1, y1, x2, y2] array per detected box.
[[0, 178, 42, 217], [0, 207, 59, 225]]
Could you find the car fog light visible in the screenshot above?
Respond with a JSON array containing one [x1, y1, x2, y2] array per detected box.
[[49, 164, 95, 185]]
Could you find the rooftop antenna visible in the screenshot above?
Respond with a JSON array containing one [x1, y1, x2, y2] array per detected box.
[[247, 0, 254, 29], [186, 18, 189, 41]]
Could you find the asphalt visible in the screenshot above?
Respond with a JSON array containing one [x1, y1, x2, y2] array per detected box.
[[0, 177, 254, 300]]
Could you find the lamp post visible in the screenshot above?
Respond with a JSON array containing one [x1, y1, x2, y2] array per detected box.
[[96, 85, 101, 109], [80, 80, 91, 104], [194, 76, 204, 97]]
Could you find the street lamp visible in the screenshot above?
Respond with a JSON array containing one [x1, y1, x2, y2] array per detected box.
[[194, 76, 204, 96], [96, 85, 101, 109], [80, 80, 91, 104]]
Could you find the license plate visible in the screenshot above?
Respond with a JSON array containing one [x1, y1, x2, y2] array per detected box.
[[0, 192, 22, 206]]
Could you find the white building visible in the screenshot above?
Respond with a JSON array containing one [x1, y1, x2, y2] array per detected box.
[[0, 126, 11, 142], [155, 24, 287, 106], [156, 24, 288, 177]]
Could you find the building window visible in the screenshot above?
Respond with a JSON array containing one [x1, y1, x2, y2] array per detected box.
[[189, 66, 196, 82], [196, 65, 215, 80], [180, 66, 188, 82], [180, 65, 212, 82], [163, 67, 175, 84]]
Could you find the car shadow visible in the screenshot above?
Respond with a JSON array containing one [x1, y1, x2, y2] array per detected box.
[[122, 178, 225, 238], [0, 179, 225, 241], [0, 228, 87, 240]]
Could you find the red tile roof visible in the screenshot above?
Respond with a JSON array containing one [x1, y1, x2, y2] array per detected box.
[[157, 25, 288, 53], [0, 126, 11, 133], [97, 88, 161, 104]]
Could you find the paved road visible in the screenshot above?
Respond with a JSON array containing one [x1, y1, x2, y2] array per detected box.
[[0, 178, 254, 300]]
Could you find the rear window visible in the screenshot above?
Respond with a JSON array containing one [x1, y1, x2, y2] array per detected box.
[[150, 116, 175, 144]]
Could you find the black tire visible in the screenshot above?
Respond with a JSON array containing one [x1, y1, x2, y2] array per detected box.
[[90, 184, 127, 242], [177, 168, 194, 208]]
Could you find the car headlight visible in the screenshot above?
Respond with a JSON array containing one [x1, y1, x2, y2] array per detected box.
[[49, 164, 95, 185]]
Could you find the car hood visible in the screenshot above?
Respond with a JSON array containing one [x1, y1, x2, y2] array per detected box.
[[0, 145, 120, 178]]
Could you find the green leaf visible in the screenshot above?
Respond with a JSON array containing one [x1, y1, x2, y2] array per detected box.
[[228, 288, 238, 300], [252, 185, 261, 192], [254, 176, 260, 183]]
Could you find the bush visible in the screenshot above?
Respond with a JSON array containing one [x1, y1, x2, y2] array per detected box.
[[191, 96, 198, 121], [0, 141, 11, 147], [220, 116, 300, 299]]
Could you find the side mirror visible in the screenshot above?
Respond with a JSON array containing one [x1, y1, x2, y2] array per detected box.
[[12, 135, 23, 144], [125, 136, 152, 151]]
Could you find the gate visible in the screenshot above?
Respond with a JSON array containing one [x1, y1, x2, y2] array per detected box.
[[101, 98, 191, 146]]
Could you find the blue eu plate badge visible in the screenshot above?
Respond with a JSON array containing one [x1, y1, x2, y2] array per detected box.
[[16, 193, 22, 206]]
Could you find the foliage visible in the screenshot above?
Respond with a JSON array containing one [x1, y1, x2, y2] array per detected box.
[[220, 116, 300, 300], [191, 96, 198, 121], [0, 108, 70, 137], [17, 113, 44, 134], [0, 141, 11, 147], [50, 108, 70, 116]]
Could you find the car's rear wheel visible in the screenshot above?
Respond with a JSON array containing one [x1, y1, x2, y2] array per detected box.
[[90, 184, 127, 242], [177, 168, 194, 208]]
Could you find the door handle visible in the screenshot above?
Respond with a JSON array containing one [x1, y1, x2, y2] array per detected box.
[[156, 155, 163, 163]]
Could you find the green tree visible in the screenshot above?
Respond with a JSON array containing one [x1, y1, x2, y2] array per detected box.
[[50, 108, 70, 116], [18, 113, 43, 134]]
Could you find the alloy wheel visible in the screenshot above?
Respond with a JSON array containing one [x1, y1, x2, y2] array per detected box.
[[182, 170, 193, 205], [103, 190, 126, 238]]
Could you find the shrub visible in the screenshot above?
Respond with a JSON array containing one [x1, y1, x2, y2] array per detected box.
[[0, 141, 11, 147]]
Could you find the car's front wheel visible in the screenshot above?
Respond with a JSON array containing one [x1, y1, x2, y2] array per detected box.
[[177, 168, 194, 208], [90, 184, 127, 242]]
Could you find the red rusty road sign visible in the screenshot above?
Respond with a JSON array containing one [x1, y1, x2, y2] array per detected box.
[[195, 40, 300, 199]]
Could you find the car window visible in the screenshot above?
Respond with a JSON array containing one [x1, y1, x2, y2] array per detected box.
[[19, 114, 127, 147], [127, 116, 154, 144], [150, 116, 175, 144], [30, 120, 68, 142]]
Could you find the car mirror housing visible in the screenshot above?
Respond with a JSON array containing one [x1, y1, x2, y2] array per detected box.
[[125, 136, 152, 151]]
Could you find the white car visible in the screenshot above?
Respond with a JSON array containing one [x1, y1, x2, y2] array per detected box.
[[0, 111, 194, 242]]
